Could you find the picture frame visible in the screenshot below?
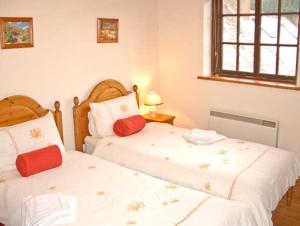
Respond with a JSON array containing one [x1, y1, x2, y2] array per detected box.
[[97, 18, 119, 43], [0, 17, 34, 49]]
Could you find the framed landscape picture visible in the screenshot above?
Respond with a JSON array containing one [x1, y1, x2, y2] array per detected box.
[[97, 18, 119, 43], [0, 17, 34, 49]]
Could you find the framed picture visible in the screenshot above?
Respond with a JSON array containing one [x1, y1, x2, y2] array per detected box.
[[97, 18, 119, 43], [0, 17, 34, 49]]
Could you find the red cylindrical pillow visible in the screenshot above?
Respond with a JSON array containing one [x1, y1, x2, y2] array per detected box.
[[113, 115, 146, 137], [16, 145, 62, 177]]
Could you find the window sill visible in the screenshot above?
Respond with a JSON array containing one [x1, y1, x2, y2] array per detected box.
[[197, 75, 300, 91]]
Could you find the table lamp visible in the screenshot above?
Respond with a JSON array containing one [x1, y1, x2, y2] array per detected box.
[[144, 92, 163, 117]]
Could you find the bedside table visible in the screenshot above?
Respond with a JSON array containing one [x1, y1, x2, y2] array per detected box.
[[143, 113, 175, 125]]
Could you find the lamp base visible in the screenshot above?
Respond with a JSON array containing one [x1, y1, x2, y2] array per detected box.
[[149, 106, 157, 118]]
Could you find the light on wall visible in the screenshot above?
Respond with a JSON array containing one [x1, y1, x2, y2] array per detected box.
[[144, 92, 163, 117]]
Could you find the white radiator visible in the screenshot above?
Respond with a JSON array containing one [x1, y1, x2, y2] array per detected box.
[[208, 109, 279, 147]]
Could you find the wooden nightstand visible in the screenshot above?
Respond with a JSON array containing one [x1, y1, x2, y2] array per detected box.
[[143, 113, 175, 125]]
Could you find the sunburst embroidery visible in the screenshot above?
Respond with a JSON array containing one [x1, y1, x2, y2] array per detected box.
[[30, 128, 43, 139], [96, 191, 105, 196], [204, 182, 211, 191], [127, 201, 145, 212], [120, 105, 129, 112], [165, 184, 177, 190], [127, 220, 136, 225], [198, 163, 211, 170]]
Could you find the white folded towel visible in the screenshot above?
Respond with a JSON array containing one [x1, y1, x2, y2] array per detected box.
[[22, 193, 77, 226], [183, 129, 226, 145]]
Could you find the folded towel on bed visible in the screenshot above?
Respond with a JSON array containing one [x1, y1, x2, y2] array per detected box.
[[22, 193, 77, 226], [183, 129, 226, 145]]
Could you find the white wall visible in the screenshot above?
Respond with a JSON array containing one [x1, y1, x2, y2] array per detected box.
[[158, 0, 300, 158], [0, 0, 159, 149]]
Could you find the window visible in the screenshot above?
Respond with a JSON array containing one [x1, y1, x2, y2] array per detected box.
[[212, 0, 300, 84]]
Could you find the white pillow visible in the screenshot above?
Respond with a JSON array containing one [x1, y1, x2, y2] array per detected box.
[[7, 112, 65, 154], [90, 103, 114, 137], [87, 111, 97, 136], [89, 93, 139, 138], [105, 93, 139, 120], [0, 129, 18, 171]]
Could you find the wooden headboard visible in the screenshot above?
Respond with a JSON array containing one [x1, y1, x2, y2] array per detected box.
[[0, 95, 64, 142], [73, 79, 139, 152]]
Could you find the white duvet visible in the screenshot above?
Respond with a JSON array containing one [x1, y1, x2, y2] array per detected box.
[[93, 122, 300, 226], [0, 151, 258, 226]]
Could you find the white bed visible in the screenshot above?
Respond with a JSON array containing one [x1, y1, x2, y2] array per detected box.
[[89, 122, 300, 226], [0, 95, 260, 226], [0, 151, 260, 226]]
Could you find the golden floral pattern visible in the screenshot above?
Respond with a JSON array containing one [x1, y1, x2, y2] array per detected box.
[[106, 142, 113, 146], [49, 186, 56, 190], [162, 199, 180, 207], [161, 201, 169, 206], [223, 159, 229, 164], [96, 191, 105, 196], [165, 184, 177, 190], [236, 140, 246, 144], [170, 199, 179, 204], [120, 105, 129, 112], [127, 220, 136, 225], [127, 201, 145, 212], [204, 182, 211, 191], [218, 150, 227, 155], [30, 128, 43, 139], [198, 163, 210, 170]]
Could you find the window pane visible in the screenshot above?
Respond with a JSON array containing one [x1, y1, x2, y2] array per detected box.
[[281, 0, 299, 12], [240, 16, 255, 43], [262, 0, 279, 13], [261, 16, 278, 44], [222, 44, 237, 70], [239, 45, 254, 72], [280, 15, 299, 44], [240, 0, 255, 14], [223, 16, 237, 42], [260, 46, 277, 74], [223, 0, 237, 14], [279, 47, 297, 76]]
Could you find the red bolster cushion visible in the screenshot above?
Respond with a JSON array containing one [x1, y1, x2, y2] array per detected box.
[[113, 115, 146, 137], [16, 145, 62, 177]]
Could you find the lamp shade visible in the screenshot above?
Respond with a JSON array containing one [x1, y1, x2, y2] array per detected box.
[[144, 92, 163, 106]]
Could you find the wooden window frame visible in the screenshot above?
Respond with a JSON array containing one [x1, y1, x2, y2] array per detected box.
[[212, 0, 300, 84]]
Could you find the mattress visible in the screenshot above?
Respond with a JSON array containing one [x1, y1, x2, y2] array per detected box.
[[0, 151, 258, 226], [92, 122, 300, 226]]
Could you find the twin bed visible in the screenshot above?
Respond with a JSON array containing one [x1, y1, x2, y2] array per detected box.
[[0, 79, 299, 226]]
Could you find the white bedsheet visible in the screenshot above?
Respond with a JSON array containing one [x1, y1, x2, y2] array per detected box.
[[0, 151, 258, 226], [93, 122, 300, 226]]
